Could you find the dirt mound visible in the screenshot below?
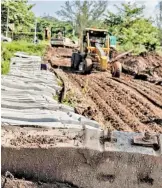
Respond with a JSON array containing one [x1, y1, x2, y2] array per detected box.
[[44, 46, 72, 60], [44, 46, 72, 67], [121, 53, 162, 78]]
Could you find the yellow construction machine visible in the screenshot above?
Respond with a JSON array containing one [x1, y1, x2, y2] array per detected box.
[[50, 27, 78, 48], [71, 28, 122, 77]]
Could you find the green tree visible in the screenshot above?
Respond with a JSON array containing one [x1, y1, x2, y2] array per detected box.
[[37, 16, 74, 39], [156, 1, 162, 45], [57, 0, 108, 49], [37, 15, 60, 32], [1, 0, 35, 34], [104, 2, 160, 52]]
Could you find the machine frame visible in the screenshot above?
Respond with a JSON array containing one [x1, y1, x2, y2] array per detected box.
[[71, 28, 121, 77], [50, 27, 66, 47]]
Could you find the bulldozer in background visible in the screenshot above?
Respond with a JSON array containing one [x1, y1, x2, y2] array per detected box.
[[71, 28, 122, 77], [50, 27, 78, 48]]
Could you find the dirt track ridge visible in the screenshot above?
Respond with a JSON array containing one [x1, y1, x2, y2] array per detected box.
[[46, 47, 162, 133]]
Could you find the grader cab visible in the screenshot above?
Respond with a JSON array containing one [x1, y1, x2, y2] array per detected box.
[[50, 27, 78, 49], [71, 28, 121, 77], [50, 27, 65, 47]]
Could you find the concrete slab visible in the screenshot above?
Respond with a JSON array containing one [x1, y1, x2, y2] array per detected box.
[[1, 126, 162, 188], [1, 52, 100, 130]]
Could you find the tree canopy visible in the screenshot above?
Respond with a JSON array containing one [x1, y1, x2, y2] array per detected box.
[[1, 0, 35, 33], [156, 1, 162, 44], [37, 16, 58, 32], [104, 2, 160, 52], [1, 0, 161, 53], [56, 1, 108, 35]]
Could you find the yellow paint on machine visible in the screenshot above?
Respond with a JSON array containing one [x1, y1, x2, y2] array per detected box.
[[100, 56, 108, 71]]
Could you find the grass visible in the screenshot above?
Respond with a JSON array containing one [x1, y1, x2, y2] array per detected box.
[[156, 46, 162, 56], [1, 61, 10, 75], [1, 40, 48, 75], [53, 89, 76, 107], [62, 99, 75, 108], [53, 94, 59, 101], [57, 78, 63, 87], [62, 90, 76, 107]]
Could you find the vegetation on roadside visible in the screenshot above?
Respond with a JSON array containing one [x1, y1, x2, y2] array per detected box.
[[1, 0, 162, 59], [53, 89, 76, 107], [12, 32, 44, 41], [57, 79, 63, 87], [1, 41, 48, 74], [56, 1, 108, 48], [156, 47, 162, 56], [56, 1, 162, 54], [53, 94, 59, 101], [1, 0, 35, 33], [104, 3, 160, 54], [62, 89, 76, 107]]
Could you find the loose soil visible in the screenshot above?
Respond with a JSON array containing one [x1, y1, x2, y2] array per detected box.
[[1, 126, 82, 187], [1, 125, 83, 148], [45, 47, 162, 133], [121, 52, 162, 77]]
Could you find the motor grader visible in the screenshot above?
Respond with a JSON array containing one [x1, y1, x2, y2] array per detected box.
[[71, 28, 122, 77], [50, 27, 78, 49]]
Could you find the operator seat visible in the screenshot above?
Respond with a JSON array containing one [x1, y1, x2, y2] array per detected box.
[[90, 37, 96, 47]]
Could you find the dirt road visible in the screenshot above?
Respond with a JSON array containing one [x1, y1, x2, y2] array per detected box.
[[45, 47, 162, 133]]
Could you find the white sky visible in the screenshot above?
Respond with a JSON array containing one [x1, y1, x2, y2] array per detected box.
[[28, 0, 161, 18]]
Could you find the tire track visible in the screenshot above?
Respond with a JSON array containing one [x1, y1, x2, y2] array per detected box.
[[128, 80, 162, 104], [112, 78, 162, 109], [104, 76, 162, 116], [90, 77, 153, 132], [93, 77, 162, 132], [63, 72, 107, 128], [67, 73, 162, 132], [71, 74, 132, 131], [131, 80, 162, 96]]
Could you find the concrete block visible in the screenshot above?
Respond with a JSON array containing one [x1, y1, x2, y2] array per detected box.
[[83, 126, 103, 151], [2, 52, 102, 130], [105, 131, 157, 156], [159, 134, 162, 155], [2, 131, 162, 188]]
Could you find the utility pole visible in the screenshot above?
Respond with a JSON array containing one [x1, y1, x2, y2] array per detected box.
[[160, 1, 162, 45], [6, 6, 9, 37], [34, 18, 37, 44], [160, 1, 162, 24], [72, 20, 75, 36]]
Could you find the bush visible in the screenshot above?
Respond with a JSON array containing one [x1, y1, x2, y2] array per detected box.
[[13, 32, 44, 41], [1, 61, 10, 75], [156, 46, 162, 56], [105, 3, 160, 55], [1, 47, 12, 74], [1, 41, 48, 74], [2, 41, 47, 56]]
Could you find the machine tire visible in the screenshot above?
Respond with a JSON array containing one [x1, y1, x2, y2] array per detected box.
[[84, 58, 93, 74], [114, 69, 121, 78], [71, 57, 74, 69], [111, 61, 122, 78], [71, 52, 81, 70]]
